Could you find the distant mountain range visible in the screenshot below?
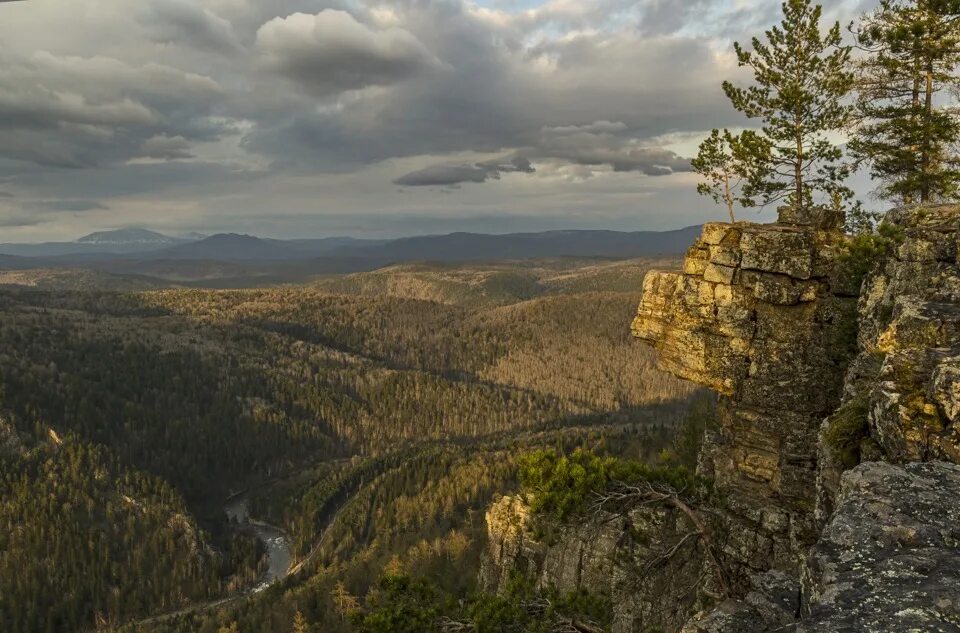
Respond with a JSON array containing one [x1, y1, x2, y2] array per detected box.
[[77, 228, 184, 246], [0, 226, 699, 285], [152, 234, 385, 261], [341, 228, 700, 262]]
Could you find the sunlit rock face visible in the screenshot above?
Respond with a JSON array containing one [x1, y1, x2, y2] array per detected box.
[[635, 205, 960, 632], [632, 221, 858, 574], [480, 206, 960, 633], [860, 206, 960, 462]]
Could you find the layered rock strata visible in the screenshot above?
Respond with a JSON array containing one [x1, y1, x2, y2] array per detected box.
[[632, 221, 859, 574]]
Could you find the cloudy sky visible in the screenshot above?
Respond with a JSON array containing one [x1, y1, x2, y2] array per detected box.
[[0, 0, 874, 241]]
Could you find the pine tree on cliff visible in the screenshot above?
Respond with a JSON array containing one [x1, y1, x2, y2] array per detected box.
[[692, 128, 770, 223], [721, 0, 854, 223], [849, 0, 960, 204]]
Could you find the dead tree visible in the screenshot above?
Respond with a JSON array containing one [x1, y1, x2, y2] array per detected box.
[[589, 478, 731, 599]]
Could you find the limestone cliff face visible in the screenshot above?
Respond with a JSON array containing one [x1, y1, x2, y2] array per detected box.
[[632, 221, 859, 574], [481, 205, 960, 633]]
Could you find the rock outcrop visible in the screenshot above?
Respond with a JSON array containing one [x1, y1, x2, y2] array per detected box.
[[819, 205, 960, 521], [480, 495, 705, 633], [481, 205, 960, 633], [800, 460, 960, 632], [632, 221, 859, 576]]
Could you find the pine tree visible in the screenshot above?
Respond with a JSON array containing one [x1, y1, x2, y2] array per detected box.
[[849, 0, 960, 203], [292, 609, 309, 633], [692, 129, 770, 223], [722, 0, 854, 225], [331, 581, 360, 622]]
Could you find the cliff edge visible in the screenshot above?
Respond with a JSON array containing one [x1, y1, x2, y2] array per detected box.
[[636, 205, 960, 632], [482, 205, 959, 633]]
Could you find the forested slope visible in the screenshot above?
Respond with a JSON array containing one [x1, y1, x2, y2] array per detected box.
[[0, 258, 695, 632]]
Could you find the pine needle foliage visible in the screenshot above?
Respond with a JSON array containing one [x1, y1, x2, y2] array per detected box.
[[849, 0, 960, 203], [721, 0, 854, 218]]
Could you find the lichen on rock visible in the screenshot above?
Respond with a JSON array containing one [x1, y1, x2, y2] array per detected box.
[[800, 461, 960, 632]]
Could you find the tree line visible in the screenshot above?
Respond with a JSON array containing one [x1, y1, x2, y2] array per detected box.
[[693, 0, 960, 229]]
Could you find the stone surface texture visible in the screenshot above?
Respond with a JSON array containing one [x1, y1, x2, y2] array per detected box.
[[480, 494, 704, 633], [632, 221, 858, 575], [799, 461, 960, 632]]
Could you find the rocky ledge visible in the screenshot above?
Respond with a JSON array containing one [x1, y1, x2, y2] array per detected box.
[[801, 460, 960, 632], [479, 494, 705, 633]]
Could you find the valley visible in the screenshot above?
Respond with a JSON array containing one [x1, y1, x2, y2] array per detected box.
[[0, 256, 698, 633]]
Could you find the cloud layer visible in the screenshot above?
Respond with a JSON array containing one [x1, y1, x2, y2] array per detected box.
[[0, 0, 875, 240]]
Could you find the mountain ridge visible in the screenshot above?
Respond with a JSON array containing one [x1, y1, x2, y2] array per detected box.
[[76, 228, 183, 246], [0, 226, 702, 264]]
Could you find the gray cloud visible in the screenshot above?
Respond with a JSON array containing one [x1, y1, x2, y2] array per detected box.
[[0, 0, 877, 241], [534, 121, 693, 175], [396, 156, 534, 187], [394, 122, 690, 186], [36, 199, 108, 212], [0, 213, 44, 228], [256, 10, 442, 96], [0, 50, 226, 168], [143, 134, 195, 160], [142, 0, 241, 53], [395, 164, 489, 187]]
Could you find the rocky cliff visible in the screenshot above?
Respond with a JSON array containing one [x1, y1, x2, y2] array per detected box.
[[632, 220, 859, 577], [479, 493, 704, 633], [481, 205, 960, 632]]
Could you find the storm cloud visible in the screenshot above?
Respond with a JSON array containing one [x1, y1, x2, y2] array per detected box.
[[395, 156, 535, 187], [141, 0, 242, 54]]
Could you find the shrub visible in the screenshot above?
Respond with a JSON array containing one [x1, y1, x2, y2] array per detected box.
[[518, 448, 711, 521], [837, 221, 905, 291], [823, 396, 870, 469]]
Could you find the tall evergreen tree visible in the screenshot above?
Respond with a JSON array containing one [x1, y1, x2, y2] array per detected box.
[[722, 0, 854, 223], [849, 0, 960, 204]]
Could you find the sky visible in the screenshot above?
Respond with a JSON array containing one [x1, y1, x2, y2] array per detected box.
[[0, 0, 876, 241]]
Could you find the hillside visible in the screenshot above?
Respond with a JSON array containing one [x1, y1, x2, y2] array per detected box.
[[327, 227, 702, 262], [0, 257, 696, 633]]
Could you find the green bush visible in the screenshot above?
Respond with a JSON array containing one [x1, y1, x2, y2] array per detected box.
[[351, 575, 446, 633], [518, 448, 614, 520], [823, 396, 870, 469], [518, 448, 710, 521], [837, 221, 904, 290]]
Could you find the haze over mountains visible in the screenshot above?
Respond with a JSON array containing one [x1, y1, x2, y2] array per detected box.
[[0, 226, 700, 262], [0, 225, 700, 287]]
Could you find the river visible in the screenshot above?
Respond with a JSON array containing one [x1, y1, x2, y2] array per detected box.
[[224, 497, 292, 592]]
